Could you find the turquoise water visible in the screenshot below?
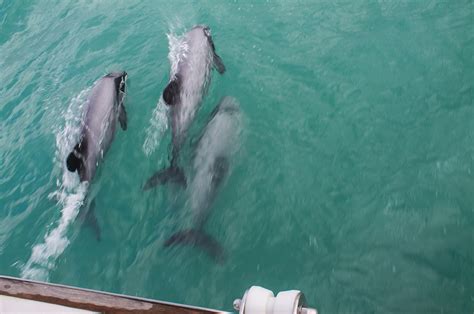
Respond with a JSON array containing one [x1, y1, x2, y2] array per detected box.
[[1, 0, 473, 312]]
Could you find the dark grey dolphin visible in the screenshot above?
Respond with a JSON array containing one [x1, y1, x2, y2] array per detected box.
[[65, 71, 127, 239], [164, 97, 241, 263], [144, 25, 225, 190], [66, 72, 127, 182]]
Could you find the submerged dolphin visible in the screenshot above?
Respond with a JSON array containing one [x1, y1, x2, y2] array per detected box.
[[66, 71, 128, 239], [164, 96, 241, 262], [144, 25, 225, 189]]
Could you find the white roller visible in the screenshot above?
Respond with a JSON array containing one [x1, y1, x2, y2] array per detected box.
[[234, 286, 317, 314], [241, 286, 274, 314], [274, 290, 301, 313]]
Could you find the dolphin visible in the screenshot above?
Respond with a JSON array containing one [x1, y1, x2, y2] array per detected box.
[[144, 25, 225, 190], [65, 71, 127, 239], [164, 96, 241, 263], [66, 72, 127, 182]]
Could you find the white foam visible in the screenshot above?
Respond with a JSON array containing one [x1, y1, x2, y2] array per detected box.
[[143, 98, 169, 156], [21, 88, 91, 281], [167, 31, 188, 80]]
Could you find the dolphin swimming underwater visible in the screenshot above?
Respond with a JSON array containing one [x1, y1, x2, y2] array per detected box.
[[144, 25, 225, 189], [164, 96, 241, 262]]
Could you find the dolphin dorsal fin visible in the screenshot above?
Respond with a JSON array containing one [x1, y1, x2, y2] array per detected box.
[[163, 77, 181, 106], [66, 141, 86, 173]]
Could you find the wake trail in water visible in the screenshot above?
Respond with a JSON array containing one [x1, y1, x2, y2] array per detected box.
[[143, 98, 168, 156], [21, 88, 91, 281], [142, 29, 188, 156]]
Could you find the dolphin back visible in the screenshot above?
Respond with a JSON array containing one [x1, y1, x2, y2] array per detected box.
[[66, 72, 127, 182], [163, 97, 241, 263]]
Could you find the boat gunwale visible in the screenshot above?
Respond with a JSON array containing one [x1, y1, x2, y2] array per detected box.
[[0, 275, 230, 313]]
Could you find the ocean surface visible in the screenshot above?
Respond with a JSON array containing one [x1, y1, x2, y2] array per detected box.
[[1, 1, 473, 313]]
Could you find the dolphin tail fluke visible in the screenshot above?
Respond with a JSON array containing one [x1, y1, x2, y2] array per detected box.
[[164, 229, 225, 263], [143, 166, 186, 190]]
